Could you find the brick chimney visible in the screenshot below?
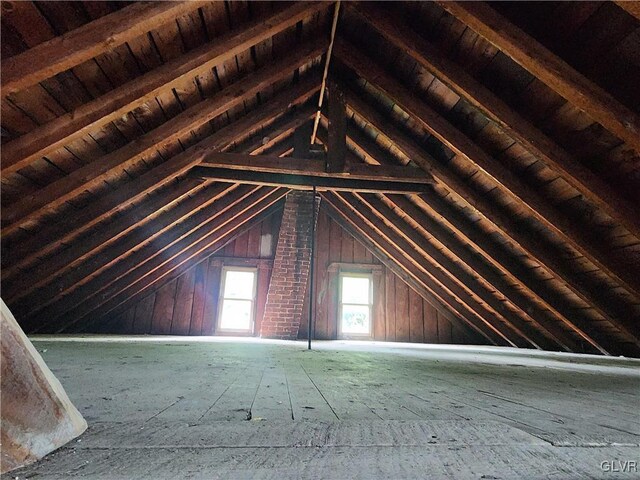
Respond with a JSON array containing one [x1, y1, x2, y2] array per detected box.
[[260, 191, 317, 339]]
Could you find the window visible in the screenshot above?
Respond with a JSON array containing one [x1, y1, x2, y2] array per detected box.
[[339, 273, 373, 337], [218, 267, 257, 333]]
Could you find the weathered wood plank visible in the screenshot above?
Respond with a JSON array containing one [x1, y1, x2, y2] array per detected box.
[[335, 38, 640, 299], [2, 41, 325, 231], [1, 2, 207, 96], [352, 3, 640, 239], [1, 76, 319, 275], [437, 1, 640, 152], [1, 2, 330, 175], [327, 81, 347, 172]]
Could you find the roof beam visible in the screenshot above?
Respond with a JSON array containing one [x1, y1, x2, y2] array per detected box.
[[87, 202, 285, 330], [2, 110, 314, 301], [342, 87, 639, 354], [1, 42, 326, 234], [331, 191, 527, 347], [189, 166, 432, 194], [323, 201, 496, 346], [29, 186, 286, 333], [335, 38, 640, 299], [195, 151, 430, 182], [4, 115, 314, 311], [1, 72, 320, 276], [11, 183, 238, 321], [1, 1, 330, 176], [351, 3, 640, 239], [358, 193, 554, 350], [331, 122, 581, 352], [615, 1, 640, 21], [436, 1, 640, 152], [0, 1, 208, 97], [321, 192, 508, 347]]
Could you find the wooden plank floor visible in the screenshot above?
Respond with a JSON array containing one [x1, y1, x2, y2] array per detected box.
[[7, 337, 640, 479]]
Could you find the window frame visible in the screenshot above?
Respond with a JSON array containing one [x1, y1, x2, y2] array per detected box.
[[217, 266, 258, 334], [338, 271, 374, 339]]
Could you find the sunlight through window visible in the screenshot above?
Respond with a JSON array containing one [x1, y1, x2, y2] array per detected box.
[[218, 268, 257, 333], [339, 273, 373, 337]]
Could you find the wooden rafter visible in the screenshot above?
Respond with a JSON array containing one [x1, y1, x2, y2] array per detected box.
[[5, 113, 317, 311], [3, 133, 309, 306], [615, 1, 640, 21], [0, 1, 208, 97], [357, 193, 555, 350], [195, 152, 429, 183], [29, 186, 287, 333], [0, 1, 330, 176], [324, 123, 598, 353], [436, 1, 640, 152], [1, 73, 320, 278], [24, 186, 268, 332], [88, 201, 286, 331], [1, 43, 326, 233], [329, 191, 528, 347], [3, 112, 318, 316], [321, 192, 507, 347], [350, 3, 640, 240], [17, 184, 243, 322], [340, 88, 639, 355], [2, 178, 207, 304], [335, 38, 640, 299], [327, 81, 347, 172]]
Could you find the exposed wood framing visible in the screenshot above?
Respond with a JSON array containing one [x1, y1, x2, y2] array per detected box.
[[5, 106, 317, 315], [90, 203, 285, 331], [335, 38, 640, 299], [325, 123, 603, 354], [327, 81, 347, 172], [436, 1, 640, 152], [615, 1, 640, 21], [1, 74, 320, 279], [2, 42, 326, 233], [194, 152, 430, 183], [350, 3, 640, 239], [337, 89, 639, 355], [321, 193, 507, 347], [28, 187, 287, 333], [1, 1, 330, 176], [0, 1, 208, 97], [190, 167, 432, 194]]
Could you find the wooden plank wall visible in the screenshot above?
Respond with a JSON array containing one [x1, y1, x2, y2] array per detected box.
[[91, 205, 485, 345], [92, 212, 282, 335], [299, 207, 486, 345]]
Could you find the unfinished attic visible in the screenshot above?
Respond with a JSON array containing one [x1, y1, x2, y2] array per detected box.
[[1, 1, 639, 478]]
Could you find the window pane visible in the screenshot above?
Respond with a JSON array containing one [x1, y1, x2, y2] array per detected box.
[[341, 304, 371, 334], [219, 299, 252, 330], [341, 276, 371, 304], [223, 271, 255, 300]]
